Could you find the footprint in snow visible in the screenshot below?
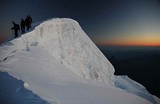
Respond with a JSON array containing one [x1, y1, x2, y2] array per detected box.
[[0, 55, 18, 63]]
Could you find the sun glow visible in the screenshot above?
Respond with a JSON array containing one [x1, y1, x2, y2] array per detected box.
[[96, 34, 160, 46]]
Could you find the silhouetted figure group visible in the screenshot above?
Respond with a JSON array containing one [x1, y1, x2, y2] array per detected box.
[[11, 15, 32, 38]]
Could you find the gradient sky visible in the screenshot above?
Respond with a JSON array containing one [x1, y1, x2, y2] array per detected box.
[[1, 0, 160, 46]]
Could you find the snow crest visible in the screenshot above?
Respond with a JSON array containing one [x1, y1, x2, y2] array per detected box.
[[13, 18, 115, 85], [0, 18, 157, 104]]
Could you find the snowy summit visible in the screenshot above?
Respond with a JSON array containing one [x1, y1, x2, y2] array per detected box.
[[0, 18, 159, 104]]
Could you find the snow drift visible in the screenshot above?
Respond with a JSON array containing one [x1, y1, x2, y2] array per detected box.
[[9, 18, 115, 85], [0, 18, 159, 104]]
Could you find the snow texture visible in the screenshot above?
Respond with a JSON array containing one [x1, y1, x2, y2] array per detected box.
[[0, 18, 159, 104], [2, 18, 115, 85], [115, 75, 159, 104], [33, 18, 115, 84], [0, 46, 153, 104]]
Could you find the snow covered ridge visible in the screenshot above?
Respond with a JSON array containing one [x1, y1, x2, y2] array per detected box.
[[12, 18, 115, 85], [0, 18, 160, 104]]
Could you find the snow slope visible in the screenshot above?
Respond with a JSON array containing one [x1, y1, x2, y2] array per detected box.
[[0, 45, 153, 104], [0, 18, 159, 104], [2, 18, 115, 85], [34, 18, 115, 84], [115, 76, 159, 104]]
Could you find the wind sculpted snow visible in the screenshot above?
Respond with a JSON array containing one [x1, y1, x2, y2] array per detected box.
[[1, 18, 115, 84], [0, 45, 153, 104], [0, 18, 159, 104], [34, 18, 115, 84]]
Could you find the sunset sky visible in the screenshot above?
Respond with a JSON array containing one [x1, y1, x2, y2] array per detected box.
[[0, 0, 160, 46]]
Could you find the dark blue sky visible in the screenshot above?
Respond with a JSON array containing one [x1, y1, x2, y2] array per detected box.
[[1, 0, 160, 46]]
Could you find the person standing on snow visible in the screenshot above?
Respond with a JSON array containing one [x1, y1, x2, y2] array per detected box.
[[20, 18, 26, 33], [25, 15, 32, 30], [28, 15, 32, 28], [11, 21, 20, 38]]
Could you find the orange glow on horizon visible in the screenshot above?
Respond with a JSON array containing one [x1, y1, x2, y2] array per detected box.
[[97, 41, 160, 46], [96, 35, 160, 46]]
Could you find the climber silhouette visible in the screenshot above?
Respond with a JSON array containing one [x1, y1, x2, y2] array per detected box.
[[11, 21, 20, 38], [25, 15, 32, 30], [20, 18, 26, 33], [28, 15, 32, 28]]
